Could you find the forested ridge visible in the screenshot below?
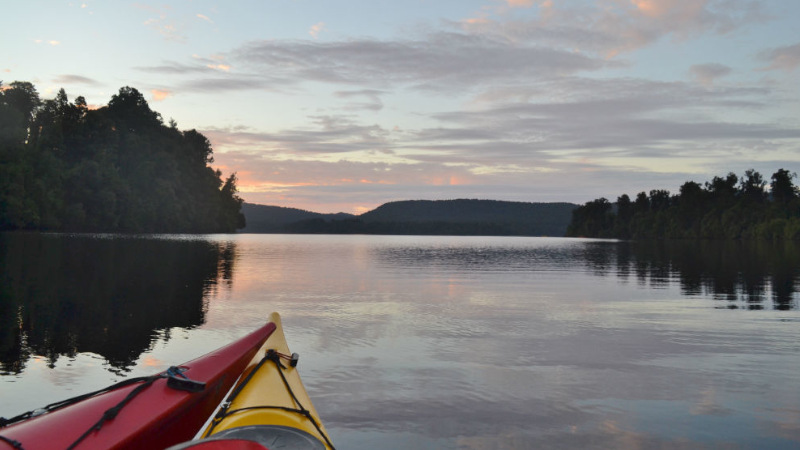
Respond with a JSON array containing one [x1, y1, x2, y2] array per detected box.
[[567, 169, 800, 240], [0, 81, 244, 233], [276, 199, 577, 236], [240, 203, 354, 233]]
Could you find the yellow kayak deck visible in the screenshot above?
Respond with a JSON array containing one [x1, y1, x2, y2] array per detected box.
[[200, 312, 334, 449]]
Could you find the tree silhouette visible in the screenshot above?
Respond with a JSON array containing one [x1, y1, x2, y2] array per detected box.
[[568, 169, 800, 240], [771, 169, 797, 203], [0, 82, 245, 233]]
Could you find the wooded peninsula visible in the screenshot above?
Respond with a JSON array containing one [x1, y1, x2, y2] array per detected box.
[[567, 169, 800, 240], [0, 81, 244, 233]]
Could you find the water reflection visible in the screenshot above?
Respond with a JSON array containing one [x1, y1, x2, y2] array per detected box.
[[2, 234, 799, 449], [0, 233, 236, 375], [585, 240, 800, 310], [374, 239, 800, 310]]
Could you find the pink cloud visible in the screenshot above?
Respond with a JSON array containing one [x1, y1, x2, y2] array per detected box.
[[309, 22, 326, 39], [506, 0, 535, 7], [151, 89, 172, 101], [461, 0, 763, 59], [207, 64, 231, 72], [759, 42, 800, 72]]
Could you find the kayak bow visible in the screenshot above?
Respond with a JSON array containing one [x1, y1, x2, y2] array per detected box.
[[171, 312, 334, 450]]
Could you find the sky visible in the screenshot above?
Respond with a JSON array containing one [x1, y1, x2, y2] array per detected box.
[[2, 0, 799, 214]]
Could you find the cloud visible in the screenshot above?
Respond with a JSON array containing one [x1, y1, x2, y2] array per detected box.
[[196, 13, 213, 24], [309, 22, 326, 39], [207, 64, 231, 72], [53, 74, 102, 86], [460, 0, 766, 58], [197, 71, 800, 213], [138, 4, 186, 42], [426, 77, 795, 162], [334, 89, 385, 111], [135, 61, 212, 75], [121, 2, 791, 213], [151, 89, 172, 101], [34, 39, 61, 46], [203, 114, 394, 156], [231, 32, 616, 92], [144, 18, 185, 42], [179, 75, 291, 93], [689, 63, 732, 86], [505, 0, 536, 8], [758, 42, 800, 72], [142, 53, 234, 72]]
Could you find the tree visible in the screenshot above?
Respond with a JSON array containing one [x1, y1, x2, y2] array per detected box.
[[634, 191, 649, 214], [567, 169, 800, 240], [677, 181, 705, 212], [0, 81, 246, 233], [2, 81, 41, 140], [107, 86, 162, 132], [218, 173, 245, 231], [740, 169, 766, 202], [770, 169, 797, 203], [182, 129, 214, 166], [706, 172, 738, 200], [649, 189, 671, 211], [617, 194, 632, 221], [0, 86, 26, 146], [568, 197, 613, 237]]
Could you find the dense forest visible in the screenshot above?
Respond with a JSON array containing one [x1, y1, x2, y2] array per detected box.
[[279, 200, 577, 236], [0, 81, 244, 233], [240, 203, 355, 233], [567, 169, 800, 240]]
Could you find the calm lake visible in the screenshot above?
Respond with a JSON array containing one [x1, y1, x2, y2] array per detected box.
[[1, 233, 799, 449]]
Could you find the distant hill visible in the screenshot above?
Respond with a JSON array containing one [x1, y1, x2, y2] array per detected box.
[[240, 203, 354, 233], [243, 199, 578, 236], [357, 199, 577, 236]]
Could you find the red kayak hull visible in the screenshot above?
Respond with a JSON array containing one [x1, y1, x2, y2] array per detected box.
[[0, 322, 276, 450]]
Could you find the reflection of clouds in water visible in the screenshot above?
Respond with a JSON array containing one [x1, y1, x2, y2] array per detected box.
[[766, 408, 800, 442], [7, 235, 796, 448], [371, 238, 588, 273], [218, 236, 800, 448], [691, 387, 733, 416]]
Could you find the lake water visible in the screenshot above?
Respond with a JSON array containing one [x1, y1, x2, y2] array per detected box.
[[1, 233, 799, 449]]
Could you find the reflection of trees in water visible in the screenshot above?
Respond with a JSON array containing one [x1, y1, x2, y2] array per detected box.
[[586, 240, 800, 310], [0, 233, 236, 375], [374, 240, 799, 310]]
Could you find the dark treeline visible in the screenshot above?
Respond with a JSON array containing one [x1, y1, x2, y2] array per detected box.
[[0, 81, 244, 232], [240, 202, 355, 233], [567, 169, 800, 240]]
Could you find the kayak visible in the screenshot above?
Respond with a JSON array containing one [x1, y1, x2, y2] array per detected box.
[[0, 321, 276, 450], [169, 312, 334, 450]]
